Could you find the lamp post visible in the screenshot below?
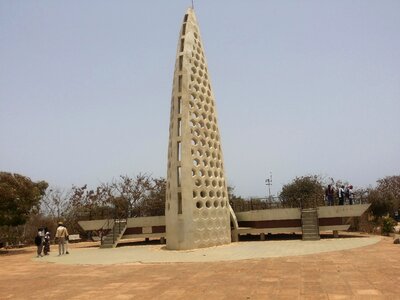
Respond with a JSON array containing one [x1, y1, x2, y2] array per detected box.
[[265, 172, 272, 201]]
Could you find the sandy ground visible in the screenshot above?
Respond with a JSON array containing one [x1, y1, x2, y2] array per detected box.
[[0, 234, 399, 299]]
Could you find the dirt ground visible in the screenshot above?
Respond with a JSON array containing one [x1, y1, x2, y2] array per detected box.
[[0, 236, 399, 299]]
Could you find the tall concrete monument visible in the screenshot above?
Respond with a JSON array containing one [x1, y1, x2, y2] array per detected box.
[[165, 8, 231, 250]]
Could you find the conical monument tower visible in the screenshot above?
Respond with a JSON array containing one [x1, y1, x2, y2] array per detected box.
[[165, 8, 232, 250]]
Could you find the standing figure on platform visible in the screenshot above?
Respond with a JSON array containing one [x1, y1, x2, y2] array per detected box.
[[338, 185, 345, 205], [325, 184, 335, 206]]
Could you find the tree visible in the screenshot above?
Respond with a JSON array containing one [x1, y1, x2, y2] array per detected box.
[[40, 188, 71, 219], [279, 175, 325, 208], [0, 172, 48, 226], [368, 175, 400, 218]]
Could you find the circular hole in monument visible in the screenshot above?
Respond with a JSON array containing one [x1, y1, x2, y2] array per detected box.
[[222, 191, 226, 197], [200, 191, 206, 198], [194, 129, 200, 137], [196, 77, 201, 84], [199, 94, 204, 102], [210, 132, 215, 139], [195, 53, 200, 60], [214, 170, 218, 177], [203, 80, 207, 87], [199, 169, 205, 177], [205, 150, 210, 157], [215, 135, 219, 142], [219, 180, 223, 187], [191, 138, 197, 146], [216, 162, 220, 168], [221, 201, 225, 207], [207, 90, 211, 97], [192, 169, 196, 176], [206, 200, 212, 208], [199, 70, 203, 77], [193, 190, 197, 198], [200, 64, 205, 70], [201, 87, 206, 93], [200, 139, 206, 146], [203, 131, 209, 138], [195, 179, 201, 187], [194, 60, 199, 67], [204, 105, 208, 111], [214, 200, 219, 208], [212, 180, 217, 187], [216, 191, 221, 197], [191, 111, 198, 119], [197, 149, 203, 157], [193, 159, 199, 166], [202, 159, 208, 167], [191, 67, 197, 74], [209, 190, 214, 197], [210, 107, 214, 114], [209, 161, 214, 168], [207, 170, 212, 177], [214, 142, 218, 149], [196, 102, 202, 110], [201, 112, 207, 120], [205, 179, 210, 187], [189, 119, 195, 127], [208, 141, 213, 148], [206, 123, 211, 129], [190, 74, 195, 82], [194, 32, 198, 39], [199, 120, 204, 128], [196, 201, 203, 209], [208, 115, 213, 122]]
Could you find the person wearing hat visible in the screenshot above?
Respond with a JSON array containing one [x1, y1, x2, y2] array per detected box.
[[55, 222, 69, 255]]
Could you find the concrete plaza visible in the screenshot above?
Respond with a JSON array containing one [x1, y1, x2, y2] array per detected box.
[[0, 234, 399, 299]]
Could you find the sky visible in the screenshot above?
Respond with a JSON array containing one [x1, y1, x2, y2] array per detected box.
[[1, 1, 399, 198]]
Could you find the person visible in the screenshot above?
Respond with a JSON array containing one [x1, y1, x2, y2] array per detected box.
[[348, 185, 354, 205], [34, 231, 43, 257], [63, 225, 70, 255], [325, 184, 335, 206], [43, 232, 51, 255], [55, 222, 68, 256], [338, 185, 345, 205]]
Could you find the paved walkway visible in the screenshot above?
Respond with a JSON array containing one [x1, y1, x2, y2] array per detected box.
[[1, 234, 399, 299], [37, 236, 381, 264]]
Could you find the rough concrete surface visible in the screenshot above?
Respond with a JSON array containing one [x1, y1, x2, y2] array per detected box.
[[1, 234, 399, 299]]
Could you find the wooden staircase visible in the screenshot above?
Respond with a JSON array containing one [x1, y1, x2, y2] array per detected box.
[[100, 220, 127, 249], [301, 208, 320, 241]]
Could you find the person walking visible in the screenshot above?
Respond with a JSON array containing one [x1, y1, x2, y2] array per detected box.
[[338, 185, 345, 205], [55, 222, 69, 256], [325, 184, 335, 206], [34, 231, 43, 257], [63, 225, 70, 254]]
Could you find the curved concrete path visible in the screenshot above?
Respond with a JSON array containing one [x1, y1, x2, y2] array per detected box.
[[36, 236, 381, 265]]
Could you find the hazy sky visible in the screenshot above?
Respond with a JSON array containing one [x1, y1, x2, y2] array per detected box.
[[1, 1, 399, 198]]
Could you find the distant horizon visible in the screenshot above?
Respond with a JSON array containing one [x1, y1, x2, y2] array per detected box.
[[1, 1, 399, 198]]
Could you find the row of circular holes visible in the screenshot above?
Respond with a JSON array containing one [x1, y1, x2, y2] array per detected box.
[[191, 148, 221, 160], [190, 119, 217, 133], [192, 167, 223, 179], [196, 199, 227, 209], [193, 187, 226, 199], [193, 158, 222, 169], [191, 138, 220, 151], [192, 127, 219, 142]]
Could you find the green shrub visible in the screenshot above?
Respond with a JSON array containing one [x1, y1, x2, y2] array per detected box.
[[381, 216, 397, 236]]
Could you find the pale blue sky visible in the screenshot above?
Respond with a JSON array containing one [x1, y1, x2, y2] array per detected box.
[[1, 1, 399, 197]]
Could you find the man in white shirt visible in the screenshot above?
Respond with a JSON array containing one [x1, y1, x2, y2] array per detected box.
[[55, 222, 69, 255]]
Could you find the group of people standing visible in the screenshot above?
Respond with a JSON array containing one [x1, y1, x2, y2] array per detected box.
[[325, 184, 354, 206], [34, 221, 70, 257], [34, 228, 51, 257]]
